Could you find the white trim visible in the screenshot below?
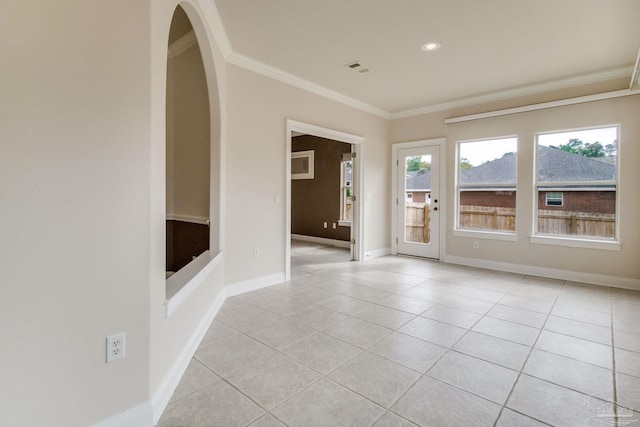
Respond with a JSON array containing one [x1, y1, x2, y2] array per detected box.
[[444, 89, 640, 124], [167, 30, 197, 58], [292, 234, 350, 248], [452, 229, 518, 242], [91, 402, 153, 427], [152, 289, 226, 425], [165, 251, 223, 316], [225, 272, 286, 297], [337, 220, 351, 227], [630, 47, 640, 89], [529, 235, 620, 251], [444, 254, 639, 290], [166, 213, 210, 225], [286, 120, 365, 281], [365, 247, 391, 259], [229, 52, 390, 119], [199, 0, 232, 58]]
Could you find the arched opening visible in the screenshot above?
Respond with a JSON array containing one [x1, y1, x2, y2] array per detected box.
[[165, 4, 220, 302]]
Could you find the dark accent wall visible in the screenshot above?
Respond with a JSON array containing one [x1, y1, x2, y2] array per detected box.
[[292, 135, 351, 241], [166, 220, 209, 272]]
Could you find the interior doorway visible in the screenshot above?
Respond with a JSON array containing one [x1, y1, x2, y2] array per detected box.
[[285, 120, 364, 281]]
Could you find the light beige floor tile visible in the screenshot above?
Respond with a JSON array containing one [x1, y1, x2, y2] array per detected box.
[[198, 320, 238, 349], [216, 305, 282, 333], [428, 351, 519, 404], [498, 295, 553, 314], [420, 304, 482, 328], [368, 331, 447, 373], [392, 376, 500, 427], [617, 372, 640, 412], [286, 305, 349, 330], [257, 295, 316, 316], [456, 286, 505, 303], [282, 332, 360, 374], [226, 352, 320, 409], [453, 331, 530, 370], [194, 333, 274, 377], [169, 359, 219, 404], [615, 329, 640, 353], [247, 414, 286, 427], [318, 295, 375, 315], [158, 381, 264, 427], [438, 293, 495, 314], [246, 318, 316, 350], [544, 315, 611, 345], [378, 295, 434, 315], [271, 378, 385, 426], [551, 304, 611, 327], [328, 352, 420, 408], [487, 304, 547, 328], [372, 412, 417, 426], [472, 317, 539, 346], [616, 348, 640, 378], [495, 408, 548, 427], [507, 374, 607, 427], [402, 286, 449, 303], [535, 330, 612, 369], [323, 317, 392, 349], [398, 316, 467, 348], [353, 305, 416, 329], [614, 315, 640, 334], [523, 349, 614, 400]]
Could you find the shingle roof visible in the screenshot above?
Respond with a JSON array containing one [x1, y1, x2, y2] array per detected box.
[[406, 147, 616, 191]]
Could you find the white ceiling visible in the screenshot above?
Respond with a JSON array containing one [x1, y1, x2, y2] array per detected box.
[[213, 0, 640, 116]]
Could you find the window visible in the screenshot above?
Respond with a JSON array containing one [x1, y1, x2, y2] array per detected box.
[[545, 192, 563, 206], [339, 158, 352, 224], [291, 150, 314, 180], [456, 137, 517, 235], [535, 126, 618, 243]]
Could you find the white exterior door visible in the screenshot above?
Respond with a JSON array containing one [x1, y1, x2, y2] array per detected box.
[[396, 146, 440, 258]]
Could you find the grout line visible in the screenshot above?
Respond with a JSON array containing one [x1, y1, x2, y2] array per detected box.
[[491, 279, 565, 427]]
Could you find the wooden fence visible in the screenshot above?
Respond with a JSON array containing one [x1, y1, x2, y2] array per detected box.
[[405, 202, 430, 243], [459, 205, 615, 237]]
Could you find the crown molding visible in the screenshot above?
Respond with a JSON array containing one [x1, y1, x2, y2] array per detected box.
[[631, 47, 640, 89], [167, 31, 197, 58], [227, 51, 391, 119], [391, 66, 634, 119], [199, 0, 232, 59]]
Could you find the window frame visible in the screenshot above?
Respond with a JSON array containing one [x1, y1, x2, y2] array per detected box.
[[453, 136, 518, 241], [531, 124, 621, 250]]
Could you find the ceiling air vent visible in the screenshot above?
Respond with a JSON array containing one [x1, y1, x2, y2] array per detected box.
[[346, 61, 371, 74]]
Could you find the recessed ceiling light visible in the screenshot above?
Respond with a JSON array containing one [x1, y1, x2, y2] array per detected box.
[[421, 42, 441, 52]]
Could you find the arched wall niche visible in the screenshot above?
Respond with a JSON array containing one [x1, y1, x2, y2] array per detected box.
[[164, 1, 222, 303]]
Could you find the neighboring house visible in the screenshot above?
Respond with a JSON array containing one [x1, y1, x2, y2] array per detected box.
[[405, 171, 432, 203], [458, 148, 615, 213]]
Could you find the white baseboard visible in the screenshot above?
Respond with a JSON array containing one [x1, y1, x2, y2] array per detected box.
[[151, 290, 226, 425], [91, 402, 153, 427], [444, 254, 640, 290], [225, 272, 286, 297], [291, 234, 351, 248], [365, 247, 391, 259]]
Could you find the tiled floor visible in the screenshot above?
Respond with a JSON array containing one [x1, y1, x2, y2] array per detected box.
[[159, 241, 640, 426]]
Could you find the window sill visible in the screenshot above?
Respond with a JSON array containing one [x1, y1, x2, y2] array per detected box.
[[530, 235, 620, 251], [165, 250, 223, 317], [452, 229, 517, 242], [338, 220, 351, 227]]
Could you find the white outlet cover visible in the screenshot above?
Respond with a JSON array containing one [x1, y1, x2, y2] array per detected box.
[[106, 332, 126, 363]]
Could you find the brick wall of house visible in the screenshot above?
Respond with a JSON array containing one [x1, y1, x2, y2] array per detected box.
[[538, 191, 615, 214], [460, 191, 516, 208]]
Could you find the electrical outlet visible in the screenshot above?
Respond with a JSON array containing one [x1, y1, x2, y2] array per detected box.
[[332, 223, 336, 229], [473, 241, 480, 249], [323, 222, 328, 228], [106, 332, 126, 363], [253, 247, 260, 258]]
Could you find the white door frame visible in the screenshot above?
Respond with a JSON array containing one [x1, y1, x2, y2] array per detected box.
[[285, 119, 365, 281], [392, 138, 447, 259]]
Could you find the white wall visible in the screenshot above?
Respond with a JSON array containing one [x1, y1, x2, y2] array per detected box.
[[392, 92, 640, 284], [0, 1, 151, 425], [224, 64, 390, 285]]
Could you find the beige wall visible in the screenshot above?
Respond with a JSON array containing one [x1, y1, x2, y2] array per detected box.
[[166, 42, 211, 219], [392, 93, 640, 282], [224, 64, 391, 284], [0, 1, 151, 425]]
